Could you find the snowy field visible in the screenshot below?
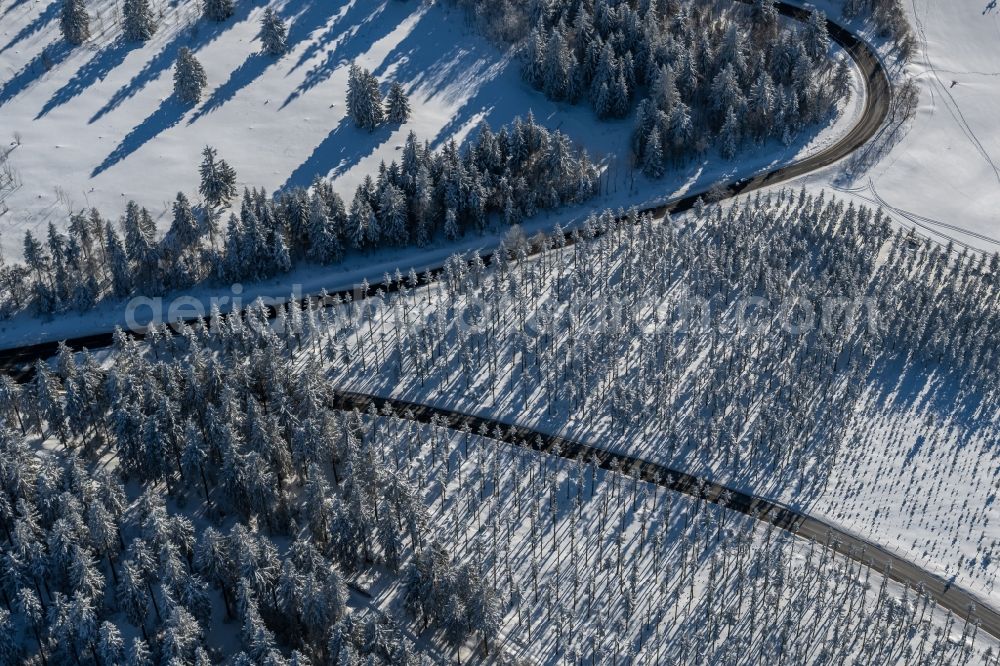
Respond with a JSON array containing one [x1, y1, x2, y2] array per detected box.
[[801, 0, 1000, 253], [0, 0, 864, 265]]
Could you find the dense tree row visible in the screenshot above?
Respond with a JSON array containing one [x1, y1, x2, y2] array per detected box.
[[0, 115, 599, 317], [457, 0, 844, 176], [58, 0, 260, 46]]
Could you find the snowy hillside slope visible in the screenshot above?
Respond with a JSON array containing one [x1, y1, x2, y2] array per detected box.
[[806, 0, 1000, 252], [309, 190, 1000, 611], [0, 0, 863, 261]]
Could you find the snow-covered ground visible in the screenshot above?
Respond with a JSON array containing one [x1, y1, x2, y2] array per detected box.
[[290, 190, 1000, 614], [802, 0, 1000, 253], [0, 0, 863, 268]]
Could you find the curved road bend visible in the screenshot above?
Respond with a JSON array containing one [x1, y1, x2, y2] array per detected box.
[[0, 2, 891, 378], [2, 0, 974, 639], [331, 389, 1000, 640], [1, 1, 988, 642]]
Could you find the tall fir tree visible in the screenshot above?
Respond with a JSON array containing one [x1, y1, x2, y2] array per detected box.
[[719, 105, 741, 159], [307, 193, 341, 264], [346, 64, 384, 131], [169, 193, 201, 251], [259, 8, 288, 56], [174, 48, 208, 104], [641, 127, 665, 179], [385, 82, 410, 123], [199, 146, 238, 208], [60, 0, 91, 45], [122, 0, 157, 41], [105, 227, 132, 298]]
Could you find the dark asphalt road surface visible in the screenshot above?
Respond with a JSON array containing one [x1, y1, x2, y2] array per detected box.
[[332, 389, 1000, 640], [0, 1, 891, 375], [9, 0, 986, 644]]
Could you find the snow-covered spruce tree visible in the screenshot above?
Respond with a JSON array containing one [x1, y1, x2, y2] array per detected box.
[[174, 47, 207, 104], [105, 227, 132, 298], [259, 8, 288, 56], [60, 0, 90, 45], [346, 63, 384, 131], [122, 0, 157, 42], [719, 106, 741, 159], [168, 192, 201, 251], [307, 192, 342, 264], [444, 208, 459, 241], [199, 146, 238, 208], [202, 0, 234, 22], [641, 126, 665, 178], [385, 81, 410, 123]]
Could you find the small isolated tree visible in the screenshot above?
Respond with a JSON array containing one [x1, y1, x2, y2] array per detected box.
[[385, 82, 410, 123], [203, 0, 234, 22], [259, 8, 288, 56], [60, 0, 91, 45], [122, 0, 157, 41], [199, 146, 238, 208], [174, 48, 208, 104]]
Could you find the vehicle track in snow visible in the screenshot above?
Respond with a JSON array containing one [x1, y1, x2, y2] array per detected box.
[[910, 0, 1000, 185]]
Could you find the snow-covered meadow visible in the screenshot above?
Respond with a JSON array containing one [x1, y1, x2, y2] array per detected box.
[[0, 0, 865, 264], [799, 0, 1000, 253]]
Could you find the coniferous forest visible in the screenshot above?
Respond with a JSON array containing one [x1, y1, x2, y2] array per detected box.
[[0, 0, 849, 320], [2, 190, 999, 663], [2, 0, 999, 663]]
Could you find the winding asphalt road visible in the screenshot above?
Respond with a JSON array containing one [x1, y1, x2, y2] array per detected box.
[[332, 389, 1000, 639], [0, 0, 891, 377], [7, 0, 989, 644]]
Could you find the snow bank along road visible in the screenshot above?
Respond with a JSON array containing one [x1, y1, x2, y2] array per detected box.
[[0, 0, 892, 370], [330, 389, 1000, 641]]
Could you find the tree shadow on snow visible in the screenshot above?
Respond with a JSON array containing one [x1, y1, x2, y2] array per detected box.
[[282, 0, 358, 75], [0, 0, 59, 54], [187, 0, 349, 123], [0, 41, 72, 108], [370, 5, 518, 131], [279, 115, 394, 192], [91, 97, 187, 177], [1, 0, 35, 20], [279, 0, 402, 110], [36, 38, 140, 119], [187, 52, 272, 123], [88, 0, 269, 125], [279, 3, 522, 194]]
